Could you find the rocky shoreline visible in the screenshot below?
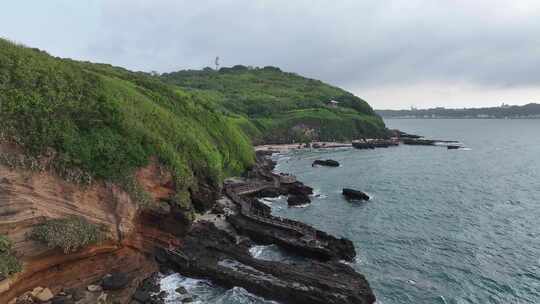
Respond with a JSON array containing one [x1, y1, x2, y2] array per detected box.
[[1, 148, 375, 304], [1, 128, 464, 304], [138, 151, 376, 304]]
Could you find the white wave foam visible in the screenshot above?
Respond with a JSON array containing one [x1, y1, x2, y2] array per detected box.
[[160, 272, 282, 303], [439, 295, 449, 304], [160, 273, 215, 304], [260, 196, 286, 207], [339, 255, 362, 266], [290, 203, 310, 208], [312, 188, 328, 199], [249, 245, 268, 258], [215, 287, 280, 304]]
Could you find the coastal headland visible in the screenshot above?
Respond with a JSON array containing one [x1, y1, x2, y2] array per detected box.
[[0, 38, 384, 304]]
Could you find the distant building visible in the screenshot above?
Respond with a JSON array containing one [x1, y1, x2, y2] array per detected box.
[[327, 100, 340, 108]]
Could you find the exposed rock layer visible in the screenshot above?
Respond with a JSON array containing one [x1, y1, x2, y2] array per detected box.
[[0, 145, 185, 303], [228, 212, 355, 262]]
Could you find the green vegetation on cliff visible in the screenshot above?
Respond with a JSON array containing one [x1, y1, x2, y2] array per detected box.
[[0, 234, 22, 276], [0, 39, 254, 204], [161, 65, 387, 143], [30, 216, 106, 254]]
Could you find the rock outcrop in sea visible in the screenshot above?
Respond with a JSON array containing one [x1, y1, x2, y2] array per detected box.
[[343, 188, 371, 201], [159, 222, 374, 304], [312, 159, 340, 167]]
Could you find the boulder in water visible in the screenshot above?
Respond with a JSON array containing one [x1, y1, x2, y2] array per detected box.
[[287, 194, 311, 206], [342, 188, 370, 201], [312, 159, 340, 167], [284, 182, 313, 196], [175, 286, 188, 294]]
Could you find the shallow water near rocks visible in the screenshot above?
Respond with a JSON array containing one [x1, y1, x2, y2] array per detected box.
[[160, 119, 540, 304], [160, 272, 279, 304]]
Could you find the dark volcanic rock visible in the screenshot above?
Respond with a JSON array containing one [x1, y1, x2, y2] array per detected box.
[[139, 274, 161, 294], [352, 142, 375, 149], [284, 182, 313, 196], [256, 187, 284, 198], [139, 204, 191, 238], [64, 289, 84, 301], [175, 286, 188, 294], [189, 180, 219, 212], [131, 273, 163, 303], [402, 138, 436, 146], [132, 290, 151, 303], [249, 197, 272, 216], [228, 213, 355, 262], [392, 129, 422, 139], [102, 272, 129, 290], [312, 159, 340, 167], [287, 194, 311, 206], [161, 222, 375, 304], [342, 188, 370, 201]]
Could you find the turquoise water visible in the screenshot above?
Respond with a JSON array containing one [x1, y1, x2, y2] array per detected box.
[[271, 119, 540, 304]]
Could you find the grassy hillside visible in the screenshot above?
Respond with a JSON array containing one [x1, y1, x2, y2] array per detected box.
[[161, 66, 387, 143], [0, 39, 254, 207]]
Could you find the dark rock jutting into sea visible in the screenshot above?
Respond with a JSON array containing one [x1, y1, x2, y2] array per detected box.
[[312, 159, 340, 167], [342, 188, 370, 201], [152, 151, 376, 304]]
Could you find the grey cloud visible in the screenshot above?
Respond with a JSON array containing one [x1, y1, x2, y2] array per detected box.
[[2, 0, 539, 108], [87, 0, 540, 90]]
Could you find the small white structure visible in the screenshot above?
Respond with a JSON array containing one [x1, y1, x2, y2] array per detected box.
[[327, 100, 339, 108]]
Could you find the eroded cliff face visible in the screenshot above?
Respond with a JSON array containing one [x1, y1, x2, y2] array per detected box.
[[0, 145, 184, 303]]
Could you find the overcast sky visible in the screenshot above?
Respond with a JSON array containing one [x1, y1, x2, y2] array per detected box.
[[2, 0, 539, 109]]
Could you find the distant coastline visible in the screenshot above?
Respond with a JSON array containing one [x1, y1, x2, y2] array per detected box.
[[377, 103, 540, 119]]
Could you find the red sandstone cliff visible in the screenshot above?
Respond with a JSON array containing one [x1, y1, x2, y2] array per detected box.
[[0, 144, 185, 303]]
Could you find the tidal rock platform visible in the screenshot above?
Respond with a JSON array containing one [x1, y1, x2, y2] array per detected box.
[[159, 222, 376, 304]]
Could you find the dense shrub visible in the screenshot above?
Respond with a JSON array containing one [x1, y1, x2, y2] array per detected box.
[[0, 234, 22, 277], [29, 216, 107, 254]]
